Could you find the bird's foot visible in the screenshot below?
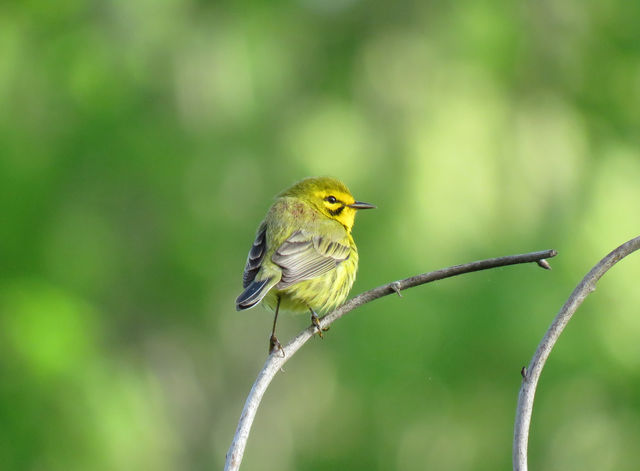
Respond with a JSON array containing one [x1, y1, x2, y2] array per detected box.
[[310, 310, 330, 339], [269, 334, 285, 357]]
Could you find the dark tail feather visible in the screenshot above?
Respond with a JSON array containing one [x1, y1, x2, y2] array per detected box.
[[236, 277, 273, 310]]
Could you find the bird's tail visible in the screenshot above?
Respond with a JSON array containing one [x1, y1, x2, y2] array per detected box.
[[235, 276, 276, 311]]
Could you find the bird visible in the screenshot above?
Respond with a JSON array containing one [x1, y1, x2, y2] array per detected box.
[[235, 177, 375, 354]]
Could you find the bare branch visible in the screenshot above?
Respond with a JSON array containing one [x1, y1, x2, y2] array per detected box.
[[224, 249, 558, 471], [513, 236, 640, 471]]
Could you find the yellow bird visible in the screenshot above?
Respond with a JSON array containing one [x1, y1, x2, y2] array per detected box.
[[236, 177, 375, 352]]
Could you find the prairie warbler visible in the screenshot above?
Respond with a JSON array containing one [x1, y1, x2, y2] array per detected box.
[[236, 177, 375, 353]]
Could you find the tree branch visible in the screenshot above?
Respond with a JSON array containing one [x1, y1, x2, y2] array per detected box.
[[224, 249, 558, 471], [513, 236, 640, 471]]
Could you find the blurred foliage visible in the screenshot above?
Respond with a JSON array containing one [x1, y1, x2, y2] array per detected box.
[[1, 0, 640, 470]]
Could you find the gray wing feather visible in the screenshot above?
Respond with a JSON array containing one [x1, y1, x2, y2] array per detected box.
[[242, 222, 267, 288], [272, 230, 350, 289]]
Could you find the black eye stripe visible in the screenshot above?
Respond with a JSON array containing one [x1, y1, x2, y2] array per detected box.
[[328, 206, 344, 216]]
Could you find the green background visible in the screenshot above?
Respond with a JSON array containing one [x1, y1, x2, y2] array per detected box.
[[2, 0, 640, 470]]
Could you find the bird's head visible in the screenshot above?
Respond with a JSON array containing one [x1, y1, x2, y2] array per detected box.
[[280, 177, 375, 231]]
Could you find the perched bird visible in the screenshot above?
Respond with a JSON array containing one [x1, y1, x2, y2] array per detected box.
[[236, 177, 375, 353]]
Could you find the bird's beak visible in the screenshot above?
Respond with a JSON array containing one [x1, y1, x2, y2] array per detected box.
[[348, 201, 376, 210]]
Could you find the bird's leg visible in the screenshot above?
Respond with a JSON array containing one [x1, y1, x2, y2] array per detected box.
[[309, 307, 330, 339], [269, 297, 284, 357]]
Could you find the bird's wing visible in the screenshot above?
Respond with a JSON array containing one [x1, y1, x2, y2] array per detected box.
[[237, 221, 281, 311], [241, 221, 267, 288], [272, 229, 351, 289]]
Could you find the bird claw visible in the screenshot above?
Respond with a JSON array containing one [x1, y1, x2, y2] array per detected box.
[[269, 334, 285, 357], [310, 310, 329, 339]]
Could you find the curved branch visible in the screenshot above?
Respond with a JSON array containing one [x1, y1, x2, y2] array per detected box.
[[224, 249, 558, 471], [513, 236, 640, 471]]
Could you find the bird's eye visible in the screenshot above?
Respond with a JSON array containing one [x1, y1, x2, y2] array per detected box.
[[325, 195, 337, 204]]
